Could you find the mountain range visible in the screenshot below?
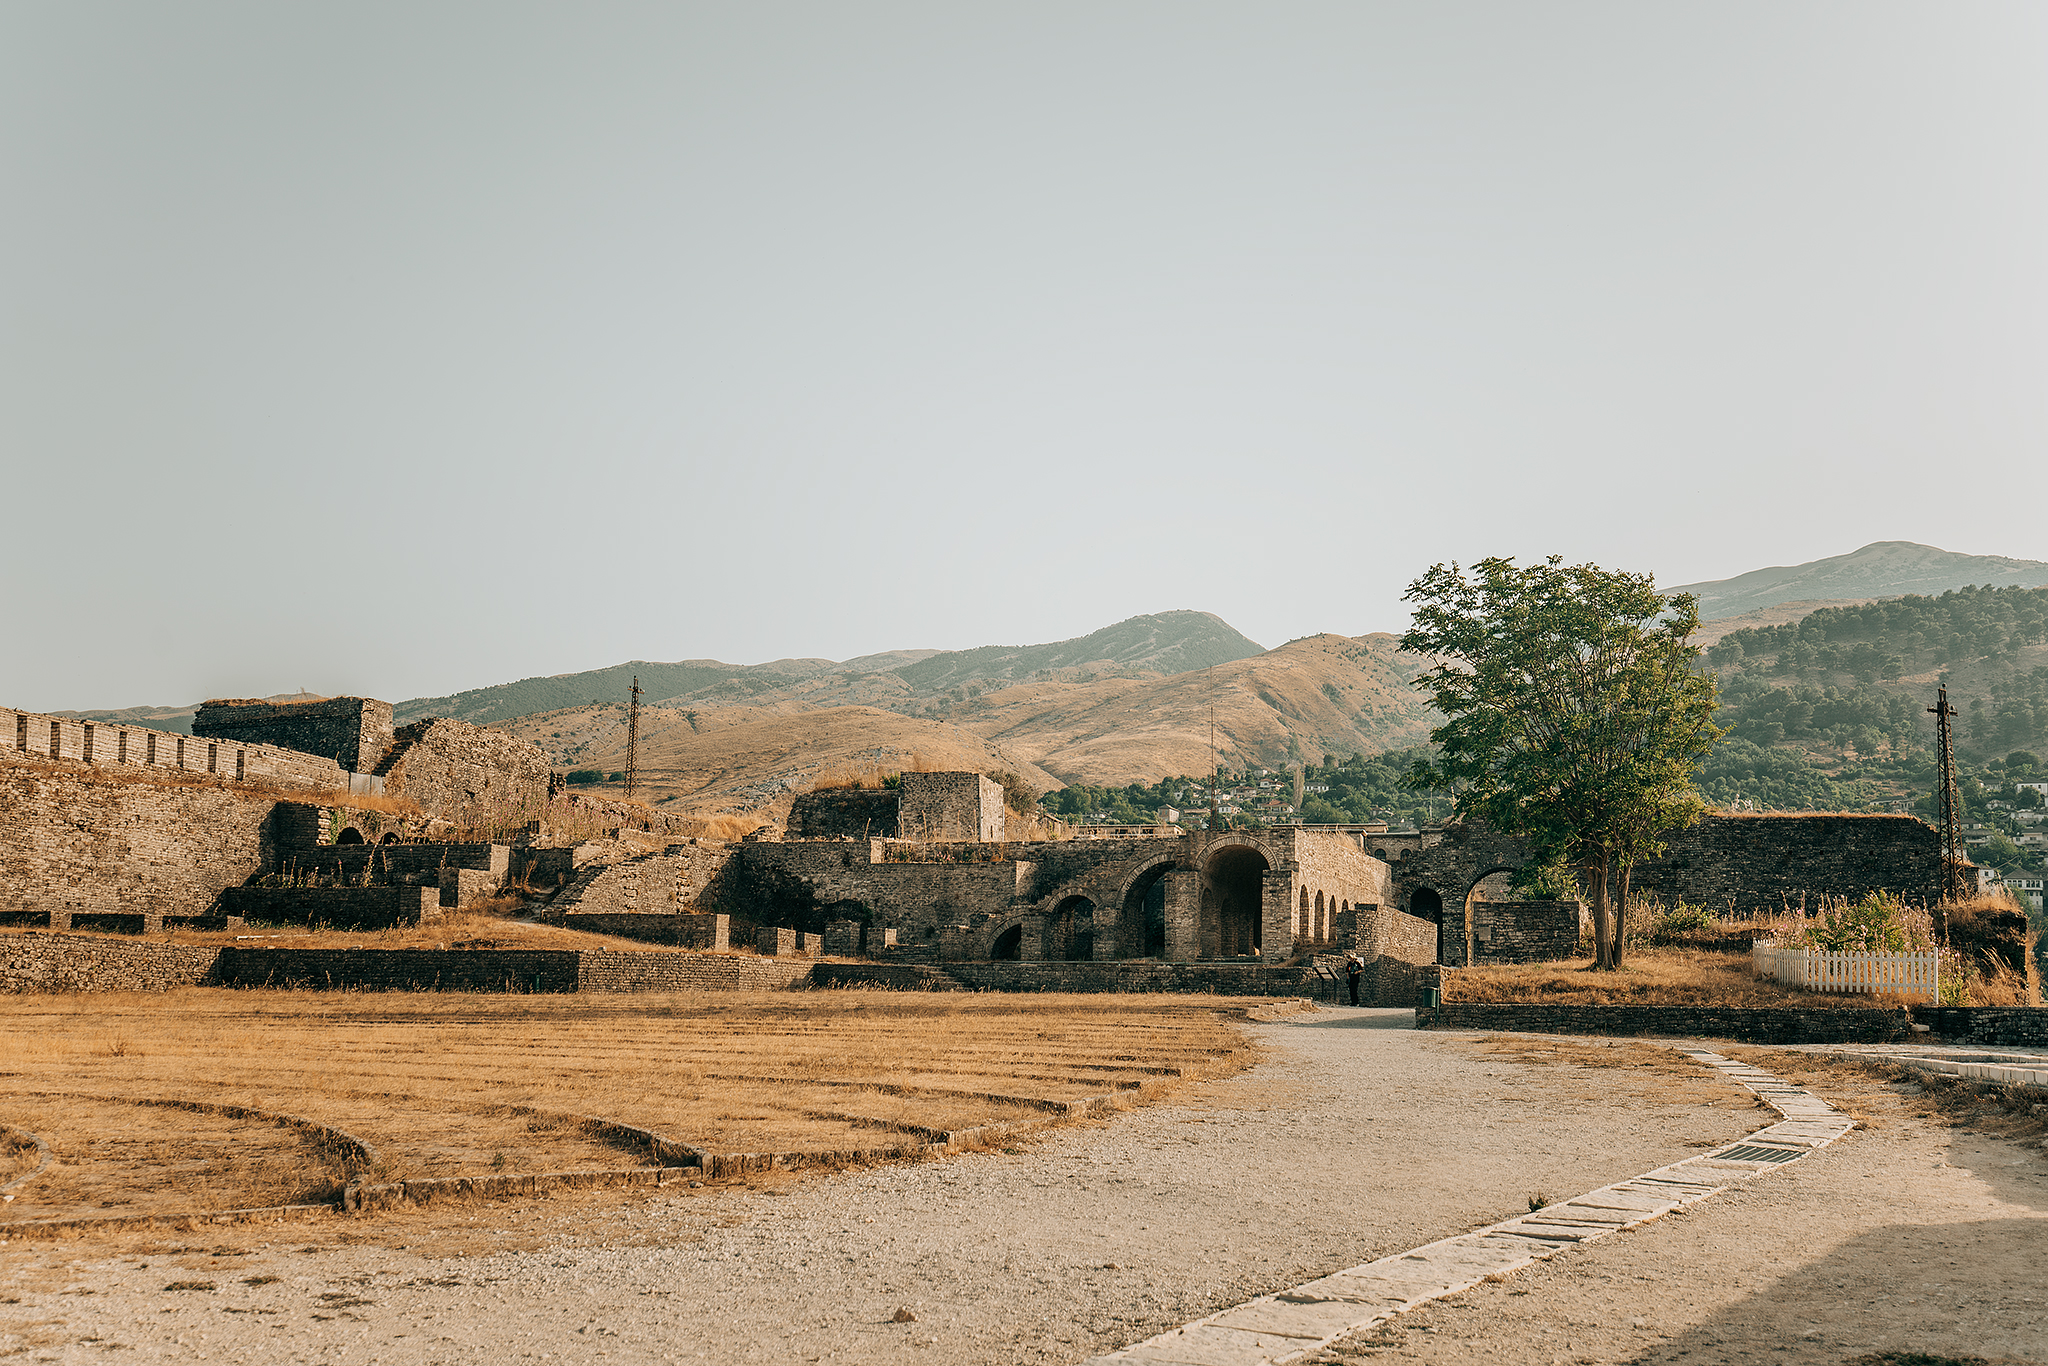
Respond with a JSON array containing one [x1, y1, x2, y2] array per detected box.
[[51, 542, 2045, 813]]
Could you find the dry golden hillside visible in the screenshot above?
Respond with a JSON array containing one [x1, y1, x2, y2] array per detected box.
[[949, 632, 1435, 784], [497, 703, 1061, 817]]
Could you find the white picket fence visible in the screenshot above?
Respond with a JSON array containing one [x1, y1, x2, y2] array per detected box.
[[1752, 939, 1940, 1003]]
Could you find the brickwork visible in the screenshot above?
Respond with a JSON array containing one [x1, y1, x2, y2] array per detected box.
[[193, 696, 394, 772], [377, 718, 552, 828], [896, 772, 1004, 842], [785, 789, 899, 840], [1353, 902, 1438, 966], [1417, 1001, 1913, 1043], [3, 704, 351, 792]]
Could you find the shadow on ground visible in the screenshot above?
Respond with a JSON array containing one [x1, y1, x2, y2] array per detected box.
[[1625, 1220, 2045, 1366]]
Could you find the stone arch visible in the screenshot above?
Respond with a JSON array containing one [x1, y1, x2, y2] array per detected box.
[[379, 831, 401, 845], [1047, 894, 1096, 962], [1116, 860, 1180, 959], [335, 827, 365, 845], [1204, 843, 1270, 958], [1298, 885, 1311, 939], [991, 924, 1024, 961]]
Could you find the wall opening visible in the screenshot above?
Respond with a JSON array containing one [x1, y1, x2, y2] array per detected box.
[[207, 742, 218, 775], [175, 736, 186, 768], [146, 733, 158, 766], [82, 724, 94, 763], [118, 730, 129, 765], [1119, 864, 1174, 958], [48, 720, 61, 758], [991, 924, 1024, 961], [336, 827, 366, 845], [1047, 895, 1096, 961], [235, 749, 245, 780], [1205, 844, 1270, 957]]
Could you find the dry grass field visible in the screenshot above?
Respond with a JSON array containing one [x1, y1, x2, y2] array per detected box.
[[1441, 947, 1925, 1008], [0, 992, 1258, 1228]]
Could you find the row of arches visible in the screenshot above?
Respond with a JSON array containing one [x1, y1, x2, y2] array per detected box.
[[989, 841, 1277, 961], [1294, 886, 1352, 944]]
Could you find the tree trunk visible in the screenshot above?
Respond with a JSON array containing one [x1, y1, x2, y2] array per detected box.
[[1612, 861, 1633, 970], [1583, 858, 1612, 970]]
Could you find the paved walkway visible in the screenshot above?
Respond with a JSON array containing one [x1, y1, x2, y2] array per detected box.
[[1083, 1049, 1853, 1365], [0, 1008, 1761, 1365]]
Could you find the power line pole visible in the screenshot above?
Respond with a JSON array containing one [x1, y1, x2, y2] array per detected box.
[[1929, 685, 1966, 905], [625, 675, 643, 800]]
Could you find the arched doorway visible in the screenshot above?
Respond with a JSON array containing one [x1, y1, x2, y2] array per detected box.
[[991, 924, 1024, 960], [1047, 896, 1096, 961], [1120, 865, 1174, 958], [335, 827, 365, 845], [1205, 845, 1269, 957]]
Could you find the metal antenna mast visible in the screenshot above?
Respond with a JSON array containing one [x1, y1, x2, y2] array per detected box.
[[1929, 685, 1965, 904], [625, 675, 643, 800]]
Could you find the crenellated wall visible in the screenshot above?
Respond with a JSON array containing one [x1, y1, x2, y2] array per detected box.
[[4, 704, 354, 792]]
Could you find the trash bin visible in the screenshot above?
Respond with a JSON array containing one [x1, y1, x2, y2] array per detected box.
[[1421, 987, 1441, 1009]]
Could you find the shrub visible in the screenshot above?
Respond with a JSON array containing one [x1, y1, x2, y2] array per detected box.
[[565, 770, 603, 785]]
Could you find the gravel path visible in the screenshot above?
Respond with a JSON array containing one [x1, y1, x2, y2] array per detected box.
[[0, 1007, 1993, 1365]]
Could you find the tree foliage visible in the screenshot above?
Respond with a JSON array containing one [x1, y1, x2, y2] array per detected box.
[[1400, 557, 1722, 969]]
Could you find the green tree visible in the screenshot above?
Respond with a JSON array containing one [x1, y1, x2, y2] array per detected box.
[[1400, 556, 1723, 969]]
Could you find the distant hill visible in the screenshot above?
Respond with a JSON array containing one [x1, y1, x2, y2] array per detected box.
[[1672, 542, 2048, 620], [390, 610, 1265, 727], [496, 703, 1062, 819], [52, 690, 327, 736]]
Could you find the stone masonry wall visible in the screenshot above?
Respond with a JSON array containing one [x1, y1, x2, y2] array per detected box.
[[1912, 1007, 2048, 1047], [0, 767, 285, 918], [192, 696, 394, 772], [1389, 814, 1942, 917], [4, 704, 352, 792], [552, 842, 739, 917], [1419, 1001, 1913, 1044], [216, 886, 442, 929], [785, 789, 899, 840], [0, 933, 224, 993], [1354, 902, 1438, 967], [1437, 900, 1582, 967], [378, 718, 552, 828], [896, 772, 1003, 842]]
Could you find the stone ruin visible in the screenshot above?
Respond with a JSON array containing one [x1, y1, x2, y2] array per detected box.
[[0, 687, 1951, 1003]]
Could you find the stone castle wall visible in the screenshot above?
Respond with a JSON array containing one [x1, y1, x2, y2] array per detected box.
[[785, 789, 898, 840], [0, 767, 286, 918], [5, 704, 353, 792], [896, 772, 1004, 842], [379, 718, 553, 829], [1391, 813, 1942, 918], [193, 696, 394, 772]]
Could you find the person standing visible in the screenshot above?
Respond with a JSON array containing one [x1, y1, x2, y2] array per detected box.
[[1345, 956, 1362, 1007]]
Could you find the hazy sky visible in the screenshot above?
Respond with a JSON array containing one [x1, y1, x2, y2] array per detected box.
[[6, 2, 2046, 710]]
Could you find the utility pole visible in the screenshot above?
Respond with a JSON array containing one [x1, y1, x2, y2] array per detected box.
[[1929, 685, 1966, 905], [1209, 705, 1220, 830], [625, 675, 643, 800]]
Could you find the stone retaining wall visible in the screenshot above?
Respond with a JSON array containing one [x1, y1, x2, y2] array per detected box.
[[0, 933, 224, 993], [1912, 1007, 2048, 1046], [1417, 1001, 1912, 1043], [216, 886, 443, 930]]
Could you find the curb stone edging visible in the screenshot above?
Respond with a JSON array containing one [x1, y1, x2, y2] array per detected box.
[[1082, 1046, 1856, 1366]]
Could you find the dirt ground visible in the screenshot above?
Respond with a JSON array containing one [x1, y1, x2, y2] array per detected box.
[[1, 1011, 2042, 1365]]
